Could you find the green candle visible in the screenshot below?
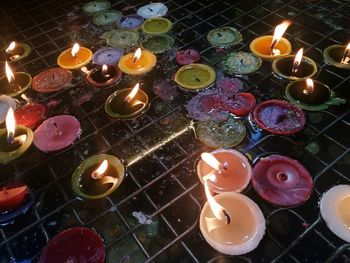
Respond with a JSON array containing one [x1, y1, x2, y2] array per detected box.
[[207, 27, 242, 47], [141, 17, 172, 35]]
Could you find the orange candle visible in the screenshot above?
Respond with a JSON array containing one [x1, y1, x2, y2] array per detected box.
[[57, 43, 93, 70], [118, 48, 156, 75]]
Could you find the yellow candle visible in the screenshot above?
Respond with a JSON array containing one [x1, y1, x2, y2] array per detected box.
[[57, 43, 93, 70], [118, 48, 156, 75]]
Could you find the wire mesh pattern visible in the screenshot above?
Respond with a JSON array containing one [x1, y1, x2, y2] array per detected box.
[[0, 0, 350, 262]]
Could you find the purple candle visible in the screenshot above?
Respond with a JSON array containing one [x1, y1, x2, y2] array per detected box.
[[116, 14, 144, 29], [92, 47, 124, 66]]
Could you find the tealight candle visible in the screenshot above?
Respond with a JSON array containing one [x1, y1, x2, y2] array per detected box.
[[32, 68, 72, 93], [105, 83, 149, 119], [3, 41, 31, 62], [0, 61, 32, 97], [323, 42, 350, 70], [199, 182, 265, 255], [86, 64, 122, 88], [57, 43, 93, 70], [0, 108, 33, 164], [117, 14, 144, 29], [39, 227, 105, 263], [71, 154, 125, 199], [137, 3, 168, 19], [82, 0, 110, 16], [14, 103, 47, 129], [285, 78, 346, 111], [141, 34, 175, 54], [250, 20, 292, 60], [118, 48, 156, 75], [272, 48, 318, 80], [197, 149, 252, 193], [320, 185, 350, 243], [222, 51, 262, 75], [93, 10, 122, 26], [207, 27, 242, 47], [141, 17, 173, 35], [92, 47, 124, 66], [0, 95, 16, 123], [105, 29, 140, 49]]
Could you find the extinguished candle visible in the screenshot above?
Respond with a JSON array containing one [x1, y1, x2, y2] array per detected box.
[[57, 43, 93, 70]]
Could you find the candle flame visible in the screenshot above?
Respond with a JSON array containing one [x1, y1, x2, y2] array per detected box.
[[71, 43, 80, 58], [133, 48, 142, 63], [91, 160, 108, 180], [340, 42, 350, 64], [204, 174, 231, 224], [292, 48, 304, 74], [5, 41, 16, 53], [6, 107, 15, 144], [201, 152, 226, 171], [102, 64, 108, 73], [125, 83, 140, 103], [271, 20, 291, 55], [21, 94, 31, 104], [303, 78, 314, 95], [80, 66, 90, 74], [12, 134, 27, 145], [130, 99, 145, 108], [5, 61, 15, 83]]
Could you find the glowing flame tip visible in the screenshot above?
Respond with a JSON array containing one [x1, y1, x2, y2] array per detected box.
[[133, 48, 142, 63], [125, 83, 140, 103], [71, 43, 80, 58], [6, 41, 16, 53], [6, 107, 16, 143], [91, 160, 108, 179], [5, 61, 15, 83]]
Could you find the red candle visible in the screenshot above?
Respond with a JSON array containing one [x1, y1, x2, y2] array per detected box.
[[0, 182, 28, 212], [32, 68, 72, 93], [15, 103, 47, 129]]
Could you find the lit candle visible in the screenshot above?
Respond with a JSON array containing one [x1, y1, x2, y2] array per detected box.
[[86, 64, 122, 88], [199, 176, 265, 255], [0, 107, 34, 164], [57, 43, 93, 70], [105, 83, 149, 119], [32, 68, 72, 93], [118, 48, 157, 75], [4, 41, 31, 62], [197, 149, 252, 193], [323, 42, 350, 70], [71, 154, 125, 199], [249, 21, 292, 60]]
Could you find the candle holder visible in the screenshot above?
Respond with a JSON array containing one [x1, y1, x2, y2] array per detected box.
[[199, 192, 265, 255], [82, 0, 111, 16], [141, 34, 175, 54], [0, 95, 16, 123], [222, 51, 262, 75], [92, 47, 124, 66], [141, 17, 173, 35], [86, 65, 122, 88], [105, 29, 140, 49], [116, 14, 144, 29], [196, 149, 252, 193], [250, 35, 292, 60], [105, 88, 149, 119], [0, 125, 33, 164], [137, 3, 168, 19], [57, 45, 93, 70], [285, 79, 346, 111], [272, 55, 318, 81], [118, 49, 156, 76], [207, 27, 242, 47], [174, 63, 216, 91], [323, 44, 350, 70], [0, 72, 32, 97], [32, 68, 72, 93], [2, 42, 31, 62], [93, 10, 122, 26], [71, 154, 125, 200]]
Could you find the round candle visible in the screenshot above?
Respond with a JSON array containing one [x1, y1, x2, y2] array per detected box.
[[116, 14, 144, 29], [92, 47, 124, 65], [118, 48, 156, 75], [252, 155, 313, 207], [141, 34, 174, 54], [0, 72, 32, 97], [14, 103, 47, 129], [320, 185, 350, 243], [71, 154, 125, 199], [200, 192, 265, 255], [57, 44, 93, 70], [34, 115, 81, 152], [32, 68, 72, 93], [39, 227, 105, 263], [323, 44, 350, 70], [137, 3, 168, 19], [141, 17, 172, 35], [197, 149, 252, 193], [83, 0, 110, 16], [93, 10, 122, 26], [0, 182, 28, 212], [250, 35, 292, 60], [105, 29, 140, 49], [176, 49, 200, 65], [174, 63, 216, 91], [0, 95, 16, 123], [2, 42, 31, 62], [222, 51, 262, 75], [86, 65, 122, 88], [207, 27, 242, 47]]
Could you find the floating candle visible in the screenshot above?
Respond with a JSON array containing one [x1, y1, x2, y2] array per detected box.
[[39, 227, 105, 263], [3, 41, 31, 62], [0, 95, 16, 123], [118, 48, 157, 75], [323, 43, 350, 70], [117, 14, 144, 29], [86, 64, 122, 88], [14, 103, 47, 129], [82, 0, 110, 16], [0, 108, 33, 164], [176, 49, 200, 65], [222, 51, 262, 75], [141, 34, 175, 54], [57, 43, 93, 70], [207, 27, 242, 47], [141, 17, 173, 35], [174, 63, 216, 91], [105, 29, 140, 49], [93, 10, 122, 26], [34, 115, 81, 152], [71, 154, 125, 199], [199, 190, 265, 255], [105, 83, 149, 119], [32, 68, 72, 93], [137, 3, 168, 19], [272, 48, 318, 80], [320, 185, 350, 243], [92, 47, 124, 65], [252, 155, 312, 207], [0, 61, 32, 97], [285, 78, 346, 111], [250, 21, 292, 60], [197, 149, 252, 193]]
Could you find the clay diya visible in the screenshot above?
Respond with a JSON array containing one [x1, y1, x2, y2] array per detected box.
[[93, 10, 122, 26], [14, 103, 47, 129], [3, 41, 31, 62], [0, 108, 33, 164], [323, 43, 350, 70], [117, 14, 144, 29], [32, 68, 72, 93], [272, 48, 318, 80], [222, 51, 262, 75], [285, 78, 346, 111], [141, 17, 172, 35], [252, 155, 313, 207], [207, 27, 242, 47], [105, 29, 139, 49], [320, 185, 350, 243], [39, 227, 105, 263], [118, 48, 156, 76], [57, 43, 93, 70], [34, 115, 81, 152], [176, 49, 200, 65], [92, 47, 124, 66], [195, 116, 246, 148], [251, 100, 305, 136], [250, 21, 292, 60], [86, 64, 122, 88], [71, 154, 125, 199], [82, 0, 110, 16], [0, 95, 16, 123], [105, 83, 149, 119], [0, 62, 32, 97], [137, 3, 168, 19], [141, 34, 174, 54], [197, 149, 252, 193], [174, 63, 216, 91]]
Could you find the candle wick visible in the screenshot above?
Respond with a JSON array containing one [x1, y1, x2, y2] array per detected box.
[[195, 77, 201, 82], [291, 61, 299, 74], [217, 33, 222, 38], [240, 59, 244, 64], [222, 209, 231, 225], [270, 39, 278, 55], [52, 121, 60, 136], [148, 8, 154, 12], [105, 14, 108, 19], [7, 134, 14, 145]]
